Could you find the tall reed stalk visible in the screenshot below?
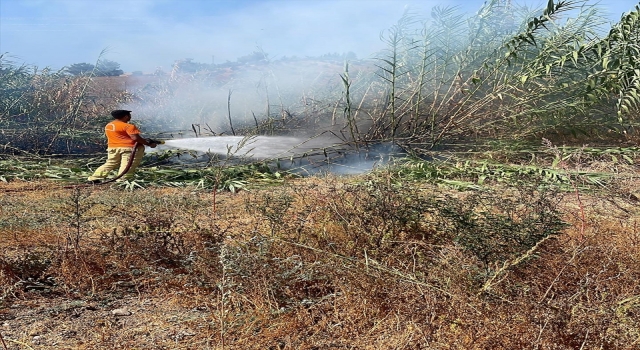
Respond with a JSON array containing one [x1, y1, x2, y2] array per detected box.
[[357, 0, 640, 152], [340, 62, 359, 150]]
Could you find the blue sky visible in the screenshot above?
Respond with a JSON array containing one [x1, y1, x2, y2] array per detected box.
[[1, 0, 638, 72]]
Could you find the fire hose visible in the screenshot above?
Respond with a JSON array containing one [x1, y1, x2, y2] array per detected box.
[[93, 139, 165, 186], [94, 142, 140, 185], [0, 139, 165, 193]]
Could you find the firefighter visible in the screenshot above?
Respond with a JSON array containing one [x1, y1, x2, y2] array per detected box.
[[87, 110, 159, 184]]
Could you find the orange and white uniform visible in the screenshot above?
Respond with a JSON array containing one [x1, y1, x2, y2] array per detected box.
[[105, 119, 141, 147], [87, 120, 145, 181]]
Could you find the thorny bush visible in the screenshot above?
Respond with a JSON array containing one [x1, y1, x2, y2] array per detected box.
[[436, 185, 567, 268], [240, 176, 566, 285]]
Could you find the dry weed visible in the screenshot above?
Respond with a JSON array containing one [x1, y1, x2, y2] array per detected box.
[[0, 175, 639, 349]]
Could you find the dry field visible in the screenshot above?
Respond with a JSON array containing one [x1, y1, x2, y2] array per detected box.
[[3, 3, 640, 347], [1, 168, 639, 350]]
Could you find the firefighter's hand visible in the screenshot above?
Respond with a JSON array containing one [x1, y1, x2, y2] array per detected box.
[[145, 138, 158, 148]]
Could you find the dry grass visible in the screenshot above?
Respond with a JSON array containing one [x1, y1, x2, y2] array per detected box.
[[1, 172, 639, 349]]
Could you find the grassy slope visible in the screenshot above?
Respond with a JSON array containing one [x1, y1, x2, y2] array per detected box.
[[1, 165, 639, 349]]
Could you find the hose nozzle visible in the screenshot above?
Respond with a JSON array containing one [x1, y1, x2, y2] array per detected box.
[[147, 139, 165, 145]]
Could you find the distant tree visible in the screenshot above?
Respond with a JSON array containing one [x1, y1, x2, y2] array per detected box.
[[172, 58, 213, 73], [96, 59, 123, 76], [316, 52, 356, 62], [237, 51, 268, 64], [65, 62, 95, 76], [278, 55, 301, 62]]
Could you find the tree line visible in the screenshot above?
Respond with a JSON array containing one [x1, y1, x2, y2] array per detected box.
[[65, 59, 123, 76]]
